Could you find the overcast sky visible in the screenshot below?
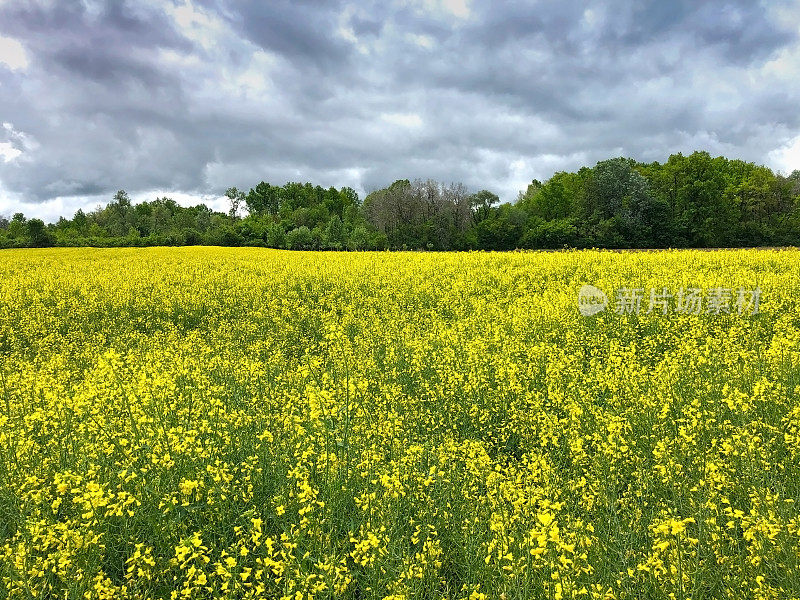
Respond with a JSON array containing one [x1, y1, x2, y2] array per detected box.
[[1, 0, 800, 222]]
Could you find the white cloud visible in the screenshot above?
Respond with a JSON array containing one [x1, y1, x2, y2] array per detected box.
[[0, 192, 88, 222], [228, 50, 278, 97], [380, 112, 424, 128], [0, 142, 21, 162], [0, 35, 29, 70], [581, 8, 602, 30], [165, 0, 229, 52], [441, 0, 470, 18], [406, 33, 434, 49], [0, 122, 36, 164], [401, 0, 471, 20], [130, 189, 230, 214], [767, 134, 800, 175], [0, 189, 231, 223]]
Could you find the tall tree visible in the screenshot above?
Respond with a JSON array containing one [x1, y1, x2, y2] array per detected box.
[[225, 187, 245, 219]]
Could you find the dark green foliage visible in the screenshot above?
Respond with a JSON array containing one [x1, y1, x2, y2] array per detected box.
[[4, 152, 799, 250], [499, 152, 799, 250], [0, 183, 382, 250], [25, 218, 53, 247]]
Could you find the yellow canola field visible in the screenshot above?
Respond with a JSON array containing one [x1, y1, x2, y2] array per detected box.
[[0, 247, 799, 600]]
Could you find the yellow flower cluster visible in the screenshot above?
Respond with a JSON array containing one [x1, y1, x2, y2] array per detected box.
[[0, 247, 799, 599]]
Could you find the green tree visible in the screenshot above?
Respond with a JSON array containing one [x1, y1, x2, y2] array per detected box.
[[26, 218, 53, 247], [520, 172, 583, 221], [468, 190, 499, 223], [245, 182, 280, 215], [286, 226, 313, 250], [324, 215, 344, 249], [225, 187, 245, 219]]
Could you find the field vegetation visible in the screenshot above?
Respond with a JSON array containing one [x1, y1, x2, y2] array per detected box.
[[1, 248, 799, 599]]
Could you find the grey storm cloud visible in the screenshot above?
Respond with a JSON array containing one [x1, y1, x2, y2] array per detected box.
[[0, 0, 799, 219]]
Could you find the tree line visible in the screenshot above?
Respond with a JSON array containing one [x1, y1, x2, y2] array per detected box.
[[2, 151, 799, 250]]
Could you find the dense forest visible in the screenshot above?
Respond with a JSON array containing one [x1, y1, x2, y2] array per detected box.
[[2, 151, 799, 250]]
